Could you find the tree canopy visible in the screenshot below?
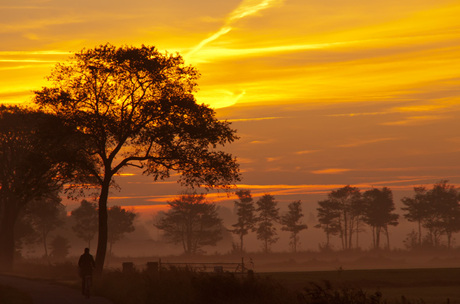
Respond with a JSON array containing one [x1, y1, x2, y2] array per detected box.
[[34, 44, 240, 272], [255, 194, 280, 253], [281, 200, 307, 253], [155, 194, 223, 255], [0, 105, 94, 271], [230, 190, 256, 253]]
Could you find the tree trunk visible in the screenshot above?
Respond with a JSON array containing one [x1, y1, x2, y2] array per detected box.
[[385, 226, 390, 250], [240, 234, 244, 254], [417, 220, 422, 246], [43, 230, 50, 266], [0, 203, 20, 271], [293, 232, 298, 253], [95, 177, 111, 275]]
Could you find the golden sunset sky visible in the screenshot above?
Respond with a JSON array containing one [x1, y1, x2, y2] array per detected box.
[[2, 0, 460, 213]]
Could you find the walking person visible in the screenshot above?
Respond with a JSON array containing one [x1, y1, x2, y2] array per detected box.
[[78, 248, 95, 297]]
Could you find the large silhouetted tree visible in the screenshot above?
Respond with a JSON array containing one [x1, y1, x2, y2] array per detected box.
[[230, 190, 256, 254], [34, 44, 240, 272], [71, 200, 98, 249], [255, 194, 280, 253], [155, 194, 223, 255], [0, 106, 94, 271], [281, 201, 307, 253], [362, 187, 399, 250]]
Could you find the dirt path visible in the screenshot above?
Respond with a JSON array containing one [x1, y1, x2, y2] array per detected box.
[[0, 275, 113, 304]]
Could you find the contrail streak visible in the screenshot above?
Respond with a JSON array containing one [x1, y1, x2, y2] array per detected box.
[[186, 0, 283, 59]]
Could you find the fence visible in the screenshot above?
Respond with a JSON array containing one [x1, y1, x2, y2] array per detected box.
[[123, 258, 254, 274]]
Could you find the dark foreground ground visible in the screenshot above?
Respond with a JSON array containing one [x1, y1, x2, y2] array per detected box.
[[0, 275, 113, 304], [1, 266, 460, 304], [269, 267, 460, 304]]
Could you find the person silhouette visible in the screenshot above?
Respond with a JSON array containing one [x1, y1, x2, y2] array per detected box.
[[78, 248, 95, 295]]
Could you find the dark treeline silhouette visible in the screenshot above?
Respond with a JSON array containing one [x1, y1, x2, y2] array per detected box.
[[0, 105, 95, 271], [316, 181, 460, 251]]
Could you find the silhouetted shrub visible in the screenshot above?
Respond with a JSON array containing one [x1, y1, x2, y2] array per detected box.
[[298, 281, 383, 304]]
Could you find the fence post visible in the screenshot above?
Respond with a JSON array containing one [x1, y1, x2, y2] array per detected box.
[[122, 262, 134, 273]]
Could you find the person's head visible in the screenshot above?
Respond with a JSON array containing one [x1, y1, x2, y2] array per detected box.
[[84, 248, 90, 254]]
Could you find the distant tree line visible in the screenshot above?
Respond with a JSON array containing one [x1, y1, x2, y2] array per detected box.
[[154, 191, 308, 255], [14, 198, 136, 262], [316, 181, 460, 250], [155, 181, 460, 255]]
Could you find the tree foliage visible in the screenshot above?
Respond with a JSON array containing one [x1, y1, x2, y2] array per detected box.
[[0, 105, 93, 270], [23, 193, 66, 263], [155, 194, 223, 255], [325, 186, 362, 250], [362, 187, 398, 250], [71, 199, 98, 249], [49, 235, 71, 261], [402, 181, 460, 249], [230, 190, 256, 253], [34, 44, 240, 272], [315, 199, 341, 249], [255, 194, 280, 253], [281, 200, 308, 253]]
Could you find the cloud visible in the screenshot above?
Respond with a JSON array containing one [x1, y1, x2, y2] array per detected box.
[[227, 116, 286, 122], [311, 168, 352, 175], [338, 137, 400, 148], [381, 115, 446, 126], [295, 150, 320, 155]]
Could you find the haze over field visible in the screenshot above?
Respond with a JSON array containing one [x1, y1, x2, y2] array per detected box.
[[2, 0, 460, 251]]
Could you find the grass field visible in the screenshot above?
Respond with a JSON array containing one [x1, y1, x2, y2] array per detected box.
[[268, 268, 460, 304]]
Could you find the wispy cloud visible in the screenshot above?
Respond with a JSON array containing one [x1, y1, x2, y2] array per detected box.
[[338, 137, 400, 148], [186, 0, 284, 59], [295, 150, 320, 155], [228, 116, 286, 122], [382, 115, 446, 126]]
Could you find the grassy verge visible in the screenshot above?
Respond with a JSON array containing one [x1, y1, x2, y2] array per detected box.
[[0, 285, 33, 304]]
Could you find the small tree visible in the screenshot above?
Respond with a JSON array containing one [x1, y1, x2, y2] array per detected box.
[[71, 200, 98, 249], [23, 192, 66, 264], [401, 186, 429, 247], [155, 194, 223, 255], [327, 186, 362, 250], [230, 190, 256, 254], [425, 181, 460, 248], [315, 199, 341, 249], [107, 206, 136, 256], [255, 194, 280, 253], [281, 201, 307, 253], [362, 187, 399, 250], [50, 235, 71, 261]]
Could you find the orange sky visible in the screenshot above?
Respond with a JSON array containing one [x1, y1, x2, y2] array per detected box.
[[2, 0, 460, 215]]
